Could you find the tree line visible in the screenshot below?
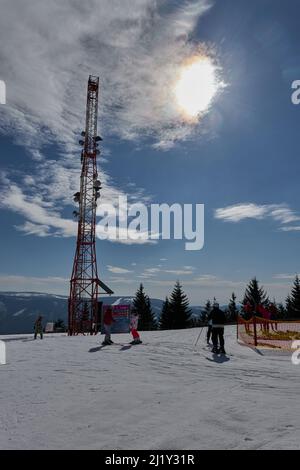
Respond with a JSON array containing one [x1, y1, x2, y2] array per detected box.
[[132, 275, 300, 331]]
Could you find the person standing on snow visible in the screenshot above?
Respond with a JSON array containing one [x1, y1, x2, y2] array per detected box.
[[102, 307, 115, 345], [34, 315, 43, 340], [129, 308, 142, 345], [208, 303, 226, 354]]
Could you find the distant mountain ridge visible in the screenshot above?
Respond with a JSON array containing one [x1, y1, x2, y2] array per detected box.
[[0, 292, 165, 334], [0, 291, 228, 334]]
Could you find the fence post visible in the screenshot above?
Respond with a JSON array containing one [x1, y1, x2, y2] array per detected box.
[[253, 316, 258, 347]]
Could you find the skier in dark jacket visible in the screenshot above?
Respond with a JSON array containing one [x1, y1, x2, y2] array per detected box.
[[208, 303, 226, 354]]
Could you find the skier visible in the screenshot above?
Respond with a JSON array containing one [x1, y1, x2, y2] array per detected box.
[[34, 315, 43, 340], [208, 303, 226, 354], [102, 307, 115, 345], [129, 308, 142, 345]]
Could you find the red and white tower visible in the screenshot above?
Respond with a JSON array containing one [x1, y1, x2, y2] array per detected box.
[[68, 75, 113, 335]]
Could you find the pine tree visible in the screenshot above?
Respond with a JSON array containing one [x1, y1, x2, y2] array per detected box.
[[290, 275, 300, 319], [169, 281, 192, 329], [285, 295, 294, 319], [201, 299, 211, 323], [159, 297, 172, 330], [133, 284, 157, 331], [243, 277, 269, 308], [227, 292, 238, 322], [277, 303, 286, 320]]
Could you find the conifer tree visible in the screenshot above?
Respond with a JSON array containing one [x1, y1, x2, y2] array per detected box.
[[133, 284, 157, 330], [277, 303, 286, 320], [227, 292, 238, 322], [290, 275, 300, 319], [159, 297, 172, 330], [285, 295, 294, 319], [169, 281, 192, 329], [243, 277, 269, 308]]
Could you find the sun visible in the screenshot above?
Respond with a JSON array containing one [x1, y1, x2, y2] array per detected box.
[[174, 56, 219, 119]]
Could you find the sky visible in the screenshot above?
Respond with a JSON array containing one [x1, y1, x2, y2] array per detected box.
[[1, 0, 300, 304]]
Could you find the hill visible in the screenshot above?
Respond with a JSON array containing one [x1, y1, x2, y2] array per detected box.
[[0, 292, 166, 334], [0, 292, 216, 334]]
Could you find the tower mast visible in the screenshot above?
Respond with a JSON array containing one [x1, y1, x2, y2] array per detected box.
[[68, 75, 113, 335]]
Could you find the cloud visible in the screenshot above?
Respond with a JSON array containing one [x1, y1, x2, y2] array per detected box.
[[269, 207, 300, 224], [107, 265, 133, 274], [273, 273, 298, 280], [138, 266, 196, 278], [0, 179, 77, 237], [279, 226, 300, 232], [215, 203, 268, 222], [195, 274, 218, 281], [145, 268, 161, 273], [108, 277, 137, 285], [215, 203, 300, 228], [0, 0, 216, 239], [164, 269, 194, 275], [0, 0, 214, 152]]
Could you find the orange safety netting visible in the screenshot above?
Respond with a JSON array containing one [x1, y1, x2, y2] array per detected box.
[[237, 315, 300, 350]]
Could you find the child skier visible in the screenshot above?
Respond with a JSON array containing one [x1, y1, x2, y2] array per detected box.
[[34, 315, 43, 340], [129, 308, 142, 345]]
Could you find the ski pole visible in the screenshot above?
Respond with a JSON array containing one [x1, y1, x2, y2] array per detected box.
[[194, 327, 204, 349]]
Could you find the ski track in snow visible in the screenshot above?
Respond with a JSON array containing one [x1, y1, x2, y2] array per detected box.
[[0, 327, 299, 450]]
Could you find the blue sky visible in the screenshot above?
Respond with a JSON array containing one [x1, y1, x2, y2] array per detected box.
[[1, 0, 300, 304]]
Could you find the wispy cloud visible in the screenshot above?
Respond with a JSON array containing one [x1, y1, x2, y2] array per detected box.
[[164, 269, 194, 275], [215, 203, 269, 222], [0, 177, 77, 237], [273, 273, 298, 280], [139, 265, 196, 278], [195, 274, 218, 281], [0, 0, 214, 238], [107, 265, 133, 274], [279, 226, 300, 232], [215, 203, 300, 230]]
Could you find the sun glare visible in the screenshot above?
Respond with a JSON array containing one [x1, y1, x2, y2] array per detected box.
[[174, 56, 219, 119]]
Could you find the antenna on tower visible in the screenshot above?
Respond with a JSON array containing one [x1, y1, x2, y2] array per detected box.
[[68, 76, 113, 336]]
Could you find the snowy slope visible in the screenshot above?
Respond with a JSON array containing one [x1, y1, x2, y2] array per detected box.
[[0, 327, 299, 450]]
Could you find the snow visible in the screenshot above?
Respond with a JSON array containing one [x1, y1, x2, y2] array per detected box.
[[12, 309, 26, 317], [0, 327, 299, 450], [111, 297, 133, 306]]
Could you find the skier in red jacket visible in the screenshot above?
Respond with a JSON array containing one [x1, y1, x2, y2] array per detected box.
[[102, 307, 115, 345], [129, 308, 142, 345]]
